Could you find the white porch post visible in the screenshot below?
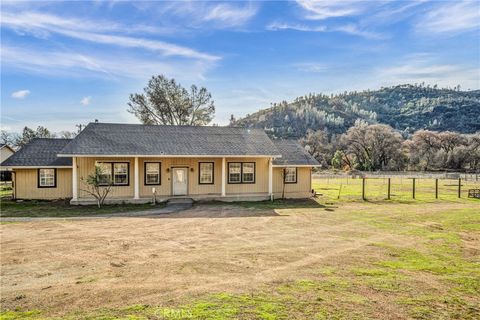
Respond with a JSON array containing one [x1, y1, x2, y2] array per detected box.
[[134, 157, 139, 199], [72, 157, 78, 201], [268, 157, 273, 199], [221, 157, 226, 197]]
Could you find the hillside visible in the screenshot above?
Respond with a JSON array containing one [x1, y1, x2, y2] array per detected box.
[[232, 84, 480, 138]]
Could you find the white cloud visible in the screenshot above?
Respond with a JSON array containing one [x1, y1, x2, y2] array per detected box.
[[1, 45, 214, 81], [151, 1, 258, 28], [377, 54, 480, 90], [267, 22, 383, 39], [80, 96, 91, 106], [0, 11, 219, 61], [296, 0, 365, 20], [417, 1, 480, 34], [293, 62, 328, 73], [332, 24, 384, 40], [1, 10, 171, 35], [203, 3, 258, 27], [58, 29, 219, 61], [11, 89, 30, 99], [267, 22, 326, 32]]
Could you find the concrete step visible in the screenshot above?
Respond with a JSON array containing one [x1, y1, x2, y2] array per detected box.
[[167, 198, 194, 205]]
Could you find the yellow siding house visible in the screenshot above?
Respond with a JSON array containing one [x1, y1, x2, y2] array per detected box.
[[1, 123, 320, 204]]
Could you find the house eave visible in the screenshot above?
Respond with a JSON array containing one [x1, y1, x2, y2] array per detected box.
[[57, 154, 282, 158], [272, 164, 321, 167], [3, 166, 73, 169]]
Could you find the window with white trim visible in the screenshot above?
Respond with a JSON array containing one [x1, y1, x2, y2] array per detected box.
[[113, 163, 128, 185], [284, 167, 297, 183], [199, 162, 214, 184], [38, 169, 56, 187], [145, 162, 161, 185], [228, 163, 241, 183], [242, 163, 255, 183]]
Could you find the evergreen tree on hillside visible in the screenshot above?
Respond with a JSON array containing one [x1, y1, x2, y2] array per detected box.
[[231, 84, 480, 137]]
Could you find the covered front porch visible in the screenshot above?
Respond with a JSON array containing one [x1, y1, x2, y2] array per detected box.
[[70, 156, 274, 205]]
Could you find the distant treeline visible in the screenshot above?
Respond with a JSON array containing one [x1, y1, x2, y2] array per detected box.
[[1, 126, 79, 149], [300, 121, 480, 172]]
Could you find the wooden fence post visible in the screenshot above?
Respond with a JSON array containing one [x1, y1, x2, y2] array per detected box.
[[435, 179, 438, 199], [362, 178, 365, 201], [458, 178, 461, 198], [387, 178, 391, 200], [412, 178, 416, 199]]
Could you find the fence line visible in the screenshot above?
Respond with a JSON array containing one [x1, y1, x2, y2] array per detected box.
[[313, 172, 479, 181], [313, 176, 479, 201]]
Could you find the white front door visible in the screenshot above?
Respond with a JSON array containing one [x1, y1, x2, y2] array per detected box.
[[172, 168, 188, 196]]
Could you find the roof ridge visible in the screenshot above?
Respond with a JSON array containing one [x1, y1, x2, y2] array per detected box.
[[88, 122, 263, 130], [32, 137, 73, 141], [59, 122, 281, 156]]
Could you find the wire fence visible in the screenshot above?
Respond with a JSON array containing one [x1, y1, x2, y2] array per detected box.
[[313, 176, 480, 201], [313, 172, 480, 181]]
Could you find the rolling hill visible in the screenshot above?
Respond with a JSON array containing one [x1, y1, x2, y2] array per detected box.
[[232, 84, 480, 138]]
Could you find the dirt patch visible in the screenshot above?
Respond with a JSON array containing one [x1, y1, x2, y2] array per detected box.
[[1, 202, 478, 318]]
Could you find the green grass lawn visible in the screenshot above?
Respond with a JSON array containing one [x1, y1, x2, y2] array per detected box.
[[1, 180, 165, 218], [0, 199, 160, 218], [0, 182, 12, 198], [313, 177, 480, 203]]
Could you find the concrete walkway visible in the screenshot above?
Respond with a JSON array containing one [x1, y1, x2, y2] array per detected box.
[[0, 199, 193, 222]]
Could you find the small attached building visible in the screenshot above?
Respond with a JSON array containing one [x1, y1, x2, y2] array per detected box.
[[0, 144, 15, 181], [1, 123, 320, 203], [1, 139, 73, 199], [272, 140, 320, 199]]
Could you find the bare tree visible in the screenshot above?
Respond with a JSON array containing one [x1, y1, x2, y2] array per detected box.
[[80, 165, 112, 208], [406, 130, 441, 171], [465, 133, 480, 171], [437, 131, 467, 168], [340, 123, 404, 171], [128, 75, 215, 126], [0, 130, 18, 147], [299, 129, 335, 167]]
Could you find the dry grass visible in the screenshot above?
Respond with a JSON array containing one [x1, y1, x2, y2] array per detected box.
[[1, 199, 479, 319]]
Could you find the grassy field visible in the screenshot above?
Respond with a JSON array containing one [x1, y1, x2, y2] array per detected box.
[[0, 199, 161, 218], [0, 182, 164, 218], [1, 193, 479, 319], [313, 177, 480, 203], [0, 182, 12, 198]]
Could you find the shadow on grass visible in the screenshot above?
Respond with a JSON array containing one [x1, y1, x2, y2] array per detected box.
[[173, 198, 335, 218], [199, 198, 327, 209], [128, 198, 332, 219], [0, 199, 160, 218], [0, 198, 333, 219]]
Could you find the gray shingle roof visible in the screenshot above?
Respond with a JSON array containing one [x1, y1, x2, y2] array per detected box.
[[1, 138, 72, 167], [59, 123, 282, 156], [272, 140, 320, 166]]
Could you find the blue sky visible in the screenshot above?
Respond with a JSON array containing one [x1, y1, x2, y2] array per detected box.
[[1, 0, 479, 133]]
